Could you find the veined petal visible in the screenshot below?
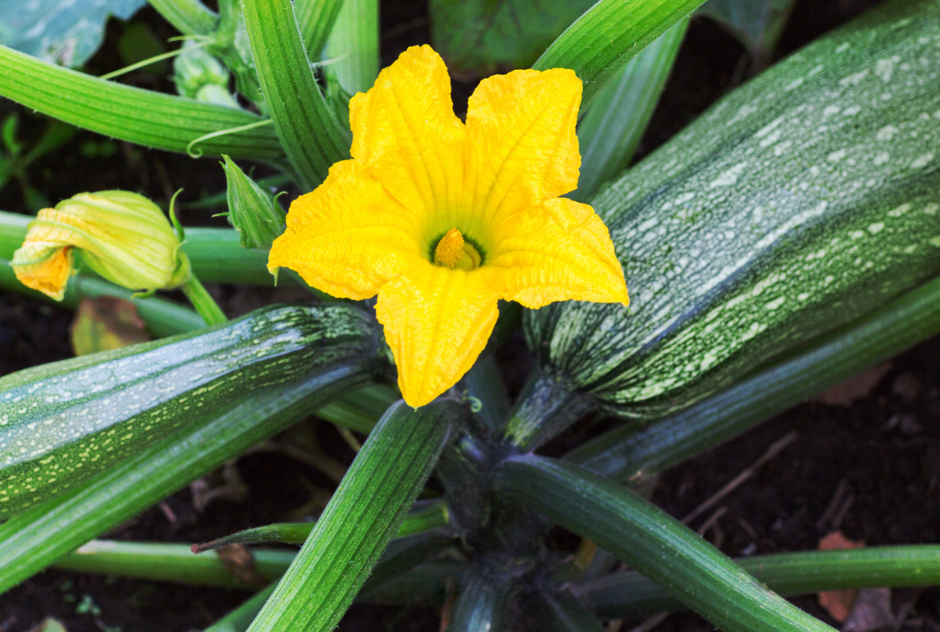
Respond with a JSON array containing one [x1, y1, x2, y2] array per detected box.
[[11, 243, 74, 300], [350, 45, 466, 225], [268, 160, 424, 300], [488, 197, 629, 309], [376, 263, 499, 407], [464, 68, 581, 237]]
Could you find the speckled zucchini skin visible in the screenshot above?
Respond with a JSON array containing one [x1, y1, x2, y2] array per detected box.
[[527, 0, 940, 419], [0, 303, 382, 517]]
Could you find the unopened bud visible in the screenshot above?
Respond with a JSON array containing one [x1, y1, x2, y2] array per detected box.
[[221, 155, 286, 253], [12, 191, 190, 300], [173, 43, 237, 107]]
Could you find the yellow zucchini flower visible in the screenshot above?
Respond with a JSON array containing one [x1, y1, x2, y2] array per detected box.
[[269, 45, 629, 407], [12, 191, 190, 301]]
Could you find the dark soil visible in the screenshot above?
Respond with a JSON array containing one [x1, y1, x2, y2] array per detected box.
[[2, 0, 938, 630]]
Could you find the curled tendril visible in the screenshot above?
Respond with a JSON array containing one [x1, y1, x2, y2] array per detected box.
[[186, 119, 274, 159]]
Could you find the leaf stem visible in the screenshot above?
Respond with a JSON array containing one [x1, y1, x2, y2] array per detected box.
[[180, 274, 227, 325], [494, 455, 835, 632]]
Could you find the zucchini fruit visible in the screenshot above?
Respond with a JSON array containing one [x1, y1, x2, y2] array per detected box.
[[523, 0, 940, 422], [0, 304, 384, 517]]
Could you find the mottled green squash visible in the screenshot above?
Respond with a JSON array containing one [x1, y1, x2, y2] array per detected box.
[[0, 304, 383, 517], [524, 0, 940, 422]]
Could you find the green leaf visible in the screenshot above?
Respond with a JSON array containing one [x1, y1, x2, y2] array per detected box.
[[430, 0, 596, 74], [0, 314, 377, 594], [579, 546, 940, 618], [532, 0, 706, 112], [0, 43, 284, 160], [240, 0, 350, 190], [697, 0, 798, 60], [0, 0, 146, 67], [494, 455, 835, 632], [246, 400, 463, 632], [566, 272, 940, 481], [572, 19, 687, 202], [148, 0, 219, 37]]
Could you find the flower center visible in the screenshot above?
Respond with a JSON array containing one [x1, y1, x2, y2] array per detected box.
[[433, 228, 481, 271]]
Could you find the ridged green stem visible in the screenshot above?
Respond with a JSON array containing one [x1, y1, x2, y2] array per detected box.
[[446, 569, 516, 632], [0, 363, 370, 594], [573, 19, 688, 202], [533, 0, 706, 112], [54, 532, 454, 597], [464, 355, 511, 432], [0, 260, 205, 337], [295, 0, 346, 59], [567, 273, 940, 481], [246, 401, 462, 631], [0, 44, 283, 160], [194, 499, 449, 549], [241, 0, 350, 190], [323, 0, 379, 94], [180, 274, 228, 325], [148, 0, 219, 36], [529, 590, 608, 632], [315, 383, 397, 433], [0, 212, 284, 286], [494, 455, 835, 632], [503, 368, 594, 451], [54, 542, 294, 588], [578, 546, 940, 618], [205, 584, 277, 632]]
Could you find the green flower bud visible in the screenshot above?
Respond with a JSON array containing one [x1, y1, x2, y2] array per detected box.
[[173, 43, 238, 107], [11, 191, 190, 300], [221, 155, 286, 253]]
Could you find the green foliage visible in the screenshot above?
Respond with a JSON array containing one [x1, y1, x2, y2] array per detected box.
[[533, 0, 707, 112], [240, 0, 350, 189], [247, 401, 463, 631], [430, 0, 595, 74], [698, 0, 799, 60], [0, 0, 938, 630], [0, 43, 284, 160], [0, 0, 145, 67], [494, 455, 836, 632]]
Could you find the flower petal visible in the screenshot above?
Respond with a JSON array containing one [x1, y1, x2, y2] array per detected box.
[[350, 45, 466, 227], [463, 68, 581, 237], [11, 243, 74, 301], [376, 263, 499, 407], [488, 197, 629, 309], [268, 160, 425, 300]]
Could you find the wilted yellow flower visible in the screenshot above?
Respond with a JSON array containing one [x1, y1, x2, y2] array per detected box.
[[12, 191, 190, 300], [269, 46, 628, 407]]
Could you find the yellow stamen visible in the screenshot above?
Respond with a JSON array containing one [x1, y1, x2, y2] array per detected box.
[[434, 228, 481, 271], [435, 228, 464, 267]]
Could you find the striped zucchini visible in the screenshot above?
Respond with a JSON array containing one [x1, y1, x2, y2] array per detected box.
[[524, 0, 940, 422], [0, 304, 383, 517]]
